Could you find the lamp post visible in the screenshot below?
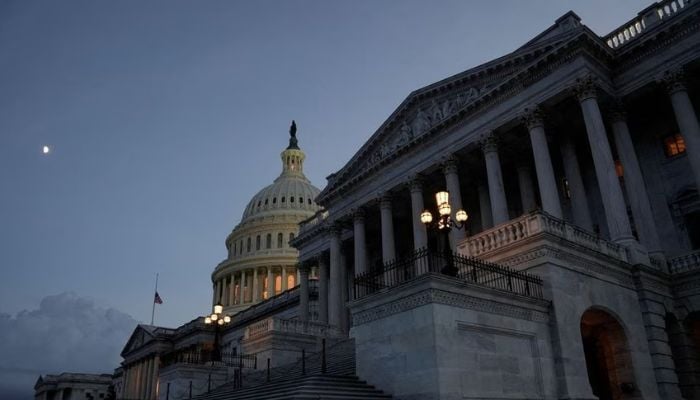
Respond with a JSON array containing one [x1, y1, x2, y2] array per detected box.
[[420, 190, 468, 276], [204, 303, 231, 362]]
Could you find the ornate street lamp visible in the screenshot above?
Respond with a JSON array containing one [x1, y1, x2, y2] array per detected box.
[[204, 303, 231, 362], [420, 190, 468, 276]]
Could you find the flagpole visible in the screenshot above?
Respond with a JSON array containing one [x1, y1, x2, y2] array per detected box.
[[151, 273, 159, 325]]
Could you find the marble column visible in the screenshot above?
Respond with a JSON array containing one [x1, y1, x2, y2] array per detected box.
[[517, 165, 537, 213], [267, 267, 274, 299], [409, 177, 428, 250], [559, 135, 594, 231], [228, 274, 235, 306], [298, 264, 310, 322], [663, 68, 700, 191], [282, 267, 288, 291], [353, 208, 368, 275], [380, 195, 396, 263], [610, 106, 663, 258], [478, 182, 493, 230], [443, 155, 467, 244], [239, 270, 246, 304], [575, 76, 635, 243], [329, 227, 342, 328], [523, 107, 563, 219], [481, 132, 509, 225], [252, 268, 259, 302], [339, 250, 349, 333], [318, 255, 329, 324], [144, 358, 152, 400]]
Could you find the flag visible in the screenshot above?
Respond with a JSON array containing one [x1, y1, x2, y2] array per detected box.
[[154, 292, 163, 304]]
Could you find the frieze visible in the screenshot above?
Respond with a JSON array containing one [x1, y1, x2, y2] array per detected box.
[[352, 287, 549, 326]]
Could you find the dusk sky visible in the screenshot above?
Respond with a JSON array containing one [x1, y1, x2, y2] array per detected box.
[[0, 0, 651, 397]]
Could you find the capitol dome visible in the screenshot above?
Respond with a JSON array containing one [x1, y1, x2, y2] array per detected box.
[[211, 122, 321, 314]]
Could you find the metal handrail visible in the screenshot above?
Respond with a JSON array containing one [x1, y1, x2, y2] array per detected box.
[[353, 247, 544, 300]]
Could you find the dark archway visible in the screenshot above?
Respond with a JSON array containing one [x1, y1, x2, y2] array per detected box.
[[580, 308, 638, 400]]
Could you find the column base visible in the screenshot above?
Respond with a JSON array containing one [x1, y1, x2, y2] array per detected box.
[[616, 238, 651, 266]]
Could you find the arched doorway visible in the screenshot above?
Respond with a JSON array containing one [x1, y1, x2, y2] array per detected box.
[[580, 308, 638, 400]]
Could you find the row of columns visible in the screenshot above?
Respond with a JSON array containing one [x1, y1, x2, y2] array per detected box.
[[345, 71, 700, 271], [213, 266, 299, 307], [294, 67, 700, 332], [122, 355, 159, 400]]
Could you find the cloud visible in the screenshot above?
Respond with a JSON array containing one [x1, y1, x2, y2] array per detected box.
[[0, 292, 138, 399]]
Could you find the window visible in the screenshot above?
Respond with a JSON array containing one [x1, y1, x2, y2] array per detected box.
[[273, 197, 277, 204], [239, 240, 243, 255], [266, 233, 272, 249], [246, 237, 251, 252], [664, 133, 686, 157], [308, 198, 312, 205], [257, 200, 261, 207], [287, 274, 296, 288], [614, 160, 624, 178], [281, 196, 286, 203], [265, 198, 269, 205], [290, 196, 295, 203], [278, 233, 284, 248], [289, 232, 295, 244], [256, 235, 261, 250], [299, 197, 303, 204]]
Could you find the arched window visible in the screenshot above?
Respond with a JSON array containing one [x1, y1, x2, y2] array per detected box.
[[275, 275, 282, 292], [281, 196, 286, 203], [266, 233, 272, 249], [287, 274, 295, 288], [264, 198, 269, 205], [273, 197, 277, 204], [246, 237, 251, 252], [299, 197, 303, 204], [255, 235, 261, 250], [290, 196, 295, 203], [277, 233, 284, 248], [232, 242, 236, 257], [239, 240, 243, 255], [289, 232, 295, 243]]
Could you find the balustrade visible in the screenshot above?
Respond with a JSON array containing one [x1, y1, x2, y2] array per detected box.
[[458, 211, 628, 262], [604, 0, 690, 49], [669, 250, 700, 274]]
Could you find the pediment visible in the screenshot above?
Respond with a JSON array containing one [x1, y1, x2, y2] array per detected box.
[[120, 325, 155, 357], [319, 19, 587, 203]]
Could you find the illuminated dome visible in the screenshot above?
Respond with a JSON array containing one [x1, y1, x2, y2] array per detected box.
[[211, 122, 321, 314]]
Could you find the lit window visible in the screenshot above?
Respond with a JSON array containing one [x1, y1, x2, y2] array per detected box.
[[664, 133, 686, 157], [287, 274, 295, 288], [615, 160, 624, 178]]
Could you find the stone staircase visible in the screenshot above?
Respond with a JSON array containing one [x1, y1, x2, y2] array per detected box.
[[193, 339, 392, 400]]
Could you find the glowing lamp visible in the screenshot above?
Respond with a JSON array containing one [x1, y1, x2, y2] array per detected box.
[[455, 210, 468, 222], [210, 313, 218, 321], [420, 210, 433, 224], [224, 316, 231, 323], [217, 318, 224, 325], [204, 317, 212, 324], [214, 304, 223, 314]]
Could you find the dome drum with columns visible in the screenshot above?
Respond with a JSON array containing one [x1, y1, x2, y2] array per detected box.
[[212, 122, 321, 315]]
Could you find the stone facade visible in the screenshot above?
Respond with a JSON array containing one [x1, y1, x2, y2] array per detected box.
[[292, 1, 700, 399]]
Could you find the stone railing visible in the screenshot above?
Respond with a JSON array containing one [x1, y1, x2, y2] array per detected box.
[[604, 0, 691, 49], [669, 250, 700, 274], [458, 211, 628, 262], [244, 317, 343, 340]]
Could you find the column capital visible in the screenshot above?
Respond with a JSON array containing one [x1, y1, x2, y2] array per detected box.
[[521, 106, 545, 130], [659, 66, 686, 95], [408, 174, 424, 193], [379, 193, 393, 209], [573, 75, 599, 102], [479, 131, 498, 154], [608, 99, 627, 123], [441, 154, 460, 175], [352, 207, 366, 222]]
